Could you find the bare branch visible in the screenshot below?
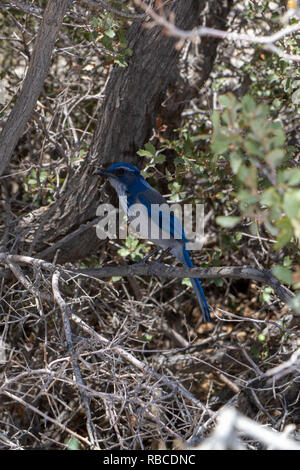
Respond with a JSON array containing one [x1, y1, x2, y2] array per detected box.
[[0, 0, 72, 176], [71, 263, 294, 305], [79, 0, 147, 19], [192, 407, 300, 450], [1, 389, 92, 447], [70, 311, 216, 419], [0, 252, 294, 305], [51, 270, 98, 447], [0, 1, 42, 16], [135, 0, 300, 62]]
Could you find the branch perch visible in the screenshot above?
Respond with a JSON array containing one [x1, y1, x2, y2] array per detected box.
[[0, 252, 294, 305], [72, 263, 294, 305]]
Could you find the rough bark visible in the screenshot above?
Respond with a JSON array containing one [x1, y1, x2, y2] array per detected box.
[[12, 0, 233, 263], [190, 0, 234, 92], [0, 0, 72, 176], [90, 0, 205, 165]]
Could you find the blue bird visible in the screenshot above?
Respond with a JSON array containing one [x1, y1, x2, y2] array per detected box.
[[94, 162, 211, 322]]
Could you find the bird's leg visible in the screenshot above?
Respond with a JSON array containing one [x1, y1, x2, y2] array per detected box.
[[138, 247, 161, 264], [156, 247, 172, 263], [138, 246, 172, 265]]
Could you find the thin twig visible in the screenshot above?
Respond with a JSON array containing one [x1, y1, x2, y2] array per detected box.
[[135, 0, 300, 62], [70, 311, 216, 419], [1, 390, 91, 447], [0, 1, 42, 16], [79, 0, 147, 19], [51, 270, 98, 448]]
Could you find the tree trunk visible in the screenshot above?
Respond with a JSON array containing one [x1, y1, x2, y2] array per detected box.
[[90, 0, 205, 165], [13, 0, 232, 264], [190, 0, 233, 92]]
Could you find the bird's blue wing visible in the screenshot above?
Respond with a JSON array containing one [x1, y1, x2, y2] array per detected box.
[[137, 189, 186, 242]]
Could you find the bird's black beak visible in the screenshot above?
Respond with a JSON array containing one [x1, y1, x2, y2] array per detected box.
[[93, 169, 107, 176]]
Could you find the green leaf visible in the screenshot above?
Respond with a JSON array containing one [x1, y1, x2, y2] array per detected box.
[[211, 110, 220, 130], [257, 333, 266, 343], [66, 437, 80, 450], [104, 28, 116, 38], [144, 142, 156, 155], [237, 165, 257, 189], [289, 293, 300, 314], [156, 153, 166, 164], [234, 231, 243, 241], [230, 152, 242, 174], [124, 47, 133, 57], [90, 17, 99, 28], [271, 123, 285, 147], [260, 187, 280, 208], [283, 189, 300, 218], [101, 35, 113, 49], [238, 189, 259, 205], [283, 256, 292, 268], [118, 248, 130, 257], [274, 217, 293, 250], [216, 216, 241, 228], [114, 56, 128, 67], [137, 149, 153, 158], [142, 333, 153, 342], [271, 265, 292, 285], [182, 278, 192, 287], [211, 133, 229, 154], [39, 170, 48, 182], [219, 93, 237, 108], [242, 95, 256, 113], [265, 149, 285, 168], [282, 168, 300, 186], [259, 286, 274, 304], [245, 139, 263, 156]]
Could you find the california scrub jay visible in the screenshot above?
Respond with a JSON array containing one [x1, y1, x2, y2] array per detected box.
[[94, 162, 211, 322]]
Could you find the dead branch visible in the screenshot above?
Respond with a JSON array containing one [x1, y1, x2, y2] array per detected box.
[[79, 0, 147, 19], [0, 0, 42, 16], [192, 406, 300, 450], [135, 0, 300, 62], [70, 311, 216, 419], [1, 389, 92, 447], [0, 252, 294, 306], [70, 263, 295, 305], [52, 269, 97, 447], [0, 0, 72, 176]]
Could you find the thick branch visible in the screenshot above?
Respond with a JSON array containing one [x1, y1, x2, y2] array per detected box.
[[0, 252, 294, 305], [0, 0, 71, 176], [72, 263, 294, 305]]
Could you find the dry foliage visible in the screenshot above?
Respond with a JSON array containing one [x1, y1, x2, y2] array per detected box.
[[0, 250, 299, 449], [0, 0, 299, 450]]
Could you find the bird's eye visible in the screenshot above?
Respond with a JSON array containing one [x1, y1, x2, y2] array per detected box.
[[116, 168, 125, 176]]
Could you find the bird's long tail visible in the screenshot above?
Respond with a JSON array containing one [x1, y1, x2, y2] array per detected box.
[[174, 246, 211, 323]]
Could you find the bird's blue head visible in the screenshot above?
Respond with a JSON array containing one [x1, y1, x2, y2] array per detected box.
[[94, 162, 142, 195]]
